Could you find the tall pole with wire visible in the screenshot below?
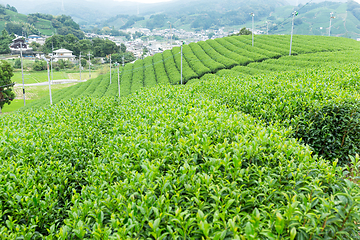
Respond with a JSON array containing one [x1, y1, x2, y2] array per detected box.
[[289, 11, 298, 56], [79, 52, 82, 81], [51, 42, 53, 84], [88, 52, 91, 79], [110, 54, 112, 84], [250, 13, 255, 46], [180, 41, 184, 85], [20, 42, 25, 106], [167, 21, 172, 46], [115, 62, 120, 98], [43, 57, 52, 105], [329, 13, 335, 36]]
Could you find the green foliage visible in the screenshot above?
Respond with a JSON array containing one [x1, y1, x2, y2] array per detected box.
[[43, 35, 121, 57], [0, 29, 11, 54], [198, 64, 360, 164], [234, 27, 252, 36], [5, 21, 38, 36], [109, 52, 135, 64], [32, 60, 47, 71], [119, 16, 145, 30], [80, 58, 87, 67], [13, 58, 21, 69], [1, 82, 360, 238], [146, 14, 168, 30], [5, 4, 17, 12], [23, 35, 360, 111], [295, 101, 360, 163], [0, 60, 15, 110]]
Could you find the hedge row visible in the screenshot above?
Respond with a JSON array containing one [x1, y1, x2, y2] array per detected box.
[[1, 80, 359, 239], [199, 64, 360, 163]]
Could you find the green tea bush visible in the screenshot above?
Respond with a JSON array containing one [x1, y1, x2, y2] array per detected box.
[[206, 39, 252, 65], [171, 46, 198, 83], [162, 50, 180, 84], [198, 64, 360, 164], [153, 53, 170, 85], [295, 101, 360, 161], [182, 45, 211, 76], [20, 36, 360, 110], [216, 38, 267, 62], [131, 59, 145, 92], [197, 41, 238, 68], [1, 84, 360, 239], [143, 57, 157, 87], [189, 42, 225, 72]]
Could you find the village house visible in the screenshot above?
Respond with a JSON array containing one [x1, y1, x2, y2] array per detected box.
[[9, 37, 33, 55], [28, 35, 47, 45], [52, 48, 76, 62]]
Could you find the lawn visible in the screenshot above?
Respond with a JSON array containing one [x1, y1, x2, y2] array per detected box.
[[11, 69, 101, 84], [2, 83, 77, 113]]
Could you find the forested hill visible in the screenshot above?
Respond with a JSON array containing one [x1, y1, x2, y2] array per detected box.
[[0, 4, 84, 38]]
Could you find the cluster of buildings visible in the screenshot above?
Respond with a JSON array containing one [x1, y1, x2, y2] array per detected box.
[[9, 27, 234, 61], [86, 27, 232, 58]]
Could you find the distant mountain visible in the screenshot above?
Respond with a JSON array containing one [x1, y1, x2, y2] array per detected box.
[[2, 0, 360, 39], [286, 0, 347, 5], [264, 0, 360, 38], [0, 0, 288, 25]]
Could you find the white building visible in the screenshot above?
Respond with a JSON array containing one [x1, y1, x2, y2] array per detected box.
[[52, 49, 76, 62], [28, 35, 46, 45]]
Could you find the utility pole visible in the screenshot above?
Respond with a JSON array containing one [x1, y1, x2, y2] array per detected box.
[[110, 54, 112, 84], [20, 42, 25, 106], [115, 62, 120, 98], [43, 57, 52, 105], [51, 41, 54, 84], [168, 21, 172, 46], [88, 52, 91, 79], [329, 13, 335, 36], [79, 52, 82, 81], [180, 41, 184, 85], [122, 55, 125, 67], [250, 13, 255, 46], [289, 11, 298, 56]]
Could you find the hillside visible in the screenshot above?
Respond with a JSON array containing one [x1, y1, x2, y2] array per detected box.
[[22, 34, 360, 110], [265, 1, 360, 38], [0, 5, 84, 38], [1, 33, 360, 237], [85, 0, 360, 39], [4, 0, 360, 38]]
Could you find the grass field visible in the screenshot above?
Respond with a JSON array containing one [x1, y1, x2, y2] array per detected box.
[[11, 70, 101, 84], [2, 83, 77, 113]]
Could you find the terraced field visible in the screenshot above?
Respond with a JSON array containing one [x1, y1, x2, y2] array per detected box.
[[22, 35, 360, 109], [2, 35, 360, 239]]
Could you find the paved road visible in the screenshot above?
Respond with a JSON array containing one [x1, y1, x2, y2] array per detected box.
[[14, 79, 87, 87]]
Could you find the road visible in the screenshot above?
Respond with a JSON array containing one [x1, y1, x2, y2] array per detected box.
[[14, 79, 87, 87]]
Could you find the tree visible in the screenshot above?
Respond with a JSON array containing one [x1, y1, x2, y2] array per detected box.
[[33, 60, 47, 71], [80, 58, 87, 67], [207, 33, 215, 39], [0, 29, 11, 54], [237, 27, 252, 36], [120, 43, 126, 53], [0, 60, 15, 113], [14, 58, 21, 69]]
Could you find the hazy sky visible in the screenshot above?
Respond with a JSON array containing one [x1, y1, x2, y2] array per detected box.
[[115, 0, 173, 3]]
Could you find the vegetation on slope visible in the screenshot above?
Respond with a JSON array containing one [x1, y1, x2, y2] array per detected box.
[[22, 35, 360, 110], [1, 78, 360, 238], [0, 5, 84, 38]]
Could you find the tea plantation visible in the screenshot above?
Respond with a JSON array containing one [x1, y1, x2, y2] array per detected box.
[[1, 35, 360, 239], [22, 35, 360, 109]]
